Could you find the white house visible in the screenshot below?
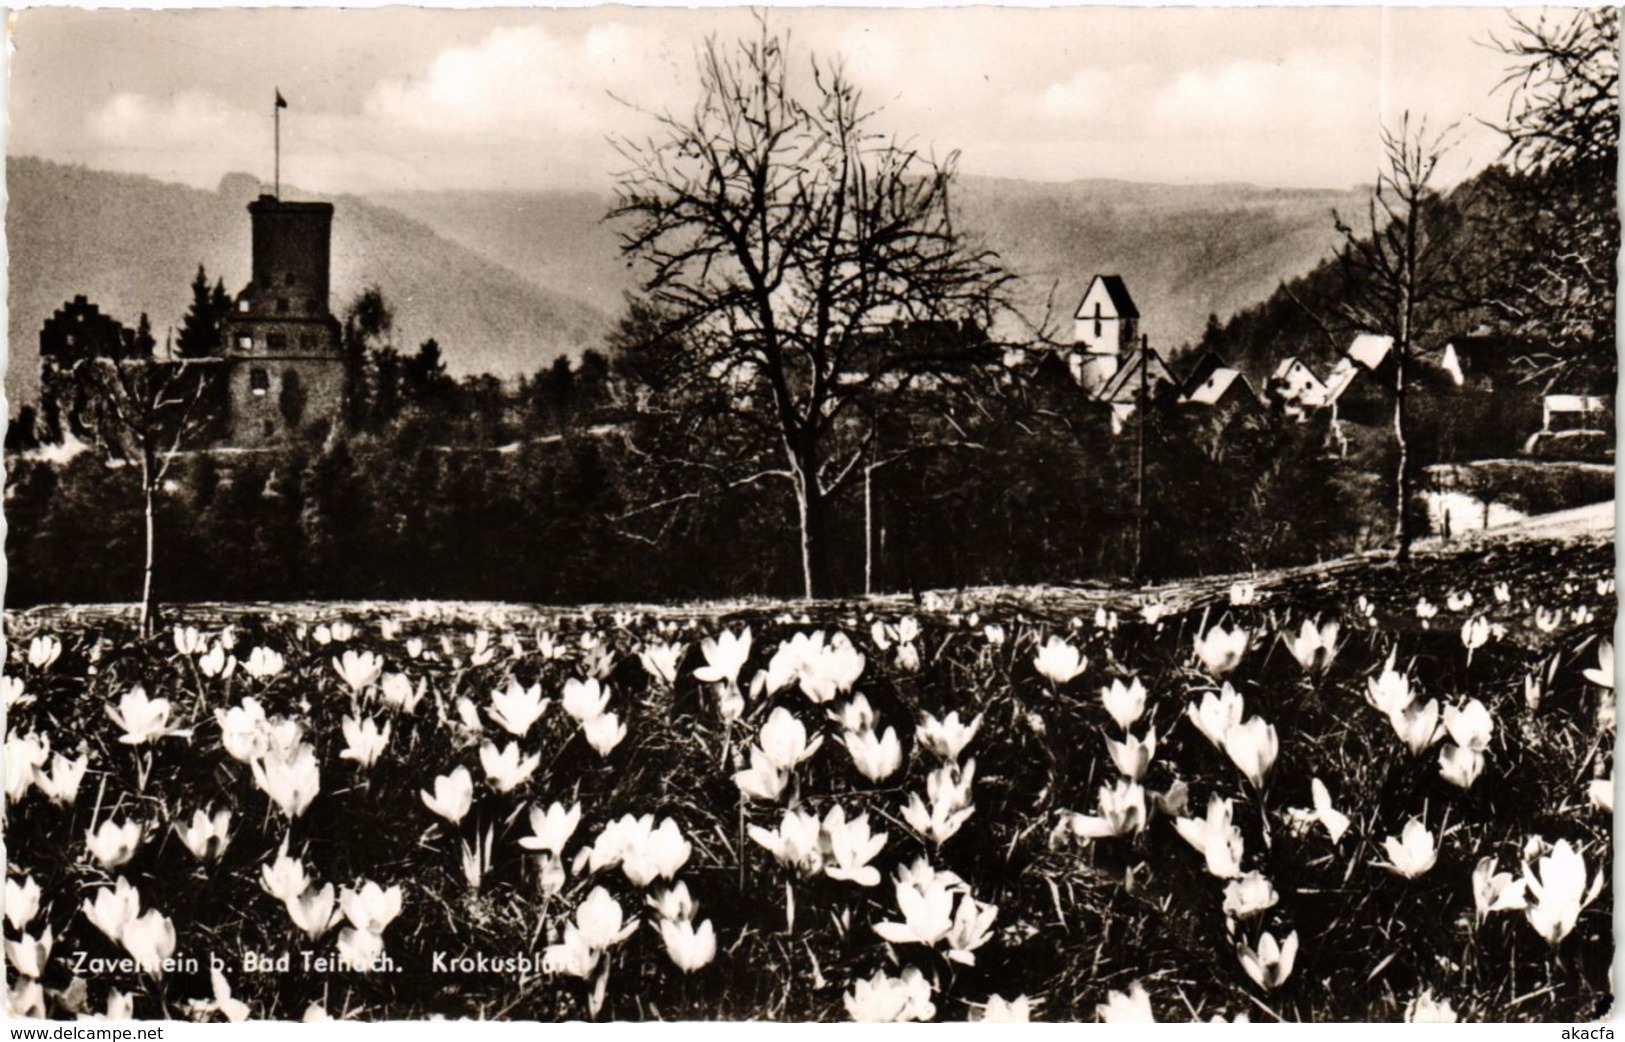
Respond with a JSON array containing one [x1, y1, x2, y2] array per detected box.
[[1071, 275, 1140, 396]]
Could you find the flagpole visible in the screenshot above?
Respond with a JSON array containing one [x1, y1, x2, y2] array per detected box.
[[274, 92, 281, 200]]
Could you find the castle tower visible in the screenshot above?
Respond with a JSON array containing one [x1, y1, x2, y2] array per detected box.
[[1072, 274, 1140, 396], [219, 195, 344, 445]]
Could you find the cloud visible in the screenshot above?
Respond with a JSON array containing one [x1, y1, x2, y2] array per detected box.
[[88, 92, 235, 146], [1151, 50, 1372, 131], [362, 24, 686, 140]]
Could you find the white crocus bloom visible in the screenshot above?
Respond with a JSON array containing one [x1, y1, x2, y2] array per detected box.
[[917, 710, 981, 762], [1100, 677, 1147, 732], [658, 917, 717, 973], [488, 679, 549, 736], [1067, 779, 1145, 840], [1033, 635, 1088, 685], [1106, 726, 1157, 781], [733, 746, 789, 802], [1193, 625, 1250, 676], [1223, 716, 1278, 790], [1380, 817, 1439, 879], [285, 884, 340, 940], [1439, 744, 1486, 789], [1521, 839, 1604, 947], [1236, 930, 1297, 991], [1284, 619, 1340, 673], [260, 842, 311, 903], [106, 686, 173, 745], [85, 818, 144, 869], [175, 808, 233, 862], [1186, 684, 1244, 751], [757, 707, 823, 771], [748, 808, 825, 877], [1389, 698, 1443, 754], [693, 627, 752, 687], [518, 801, 581, 857], [121, 911, 177, 977], [243, 647, 285, 680], [332, 650, 384, 693], [1406, 988, 1458, 1023], [251, 742, 321, 820], [582, 711, 627, 757], [1097, 981, 1156, 1023], [82, 878, 141, 943], [339, 715, 391, 769], [1173, 794, 1244, 878], [843, 726, 903, 782], [843, 966, 936, 1023], [561, 678, 611, 724], [1284, 777, 1351, 844], [216, 698, 271, 763], [36, 749, 89, 807], [978, 995, 1030, 1022], [479, 740, 540, 793], [639, 642, 684, 686], [822, 806, 887, 887], [420, 766, 474, 824], [339, 881, 404, 934], [379, 673, 424, 713], [5, 876, 42, 933], [1222, 873, 1279, 919], [27, 636, 62, 671]]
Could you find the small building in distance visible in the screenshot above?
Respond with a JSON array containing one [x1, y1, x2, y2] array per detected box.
[[1071, 275, 1140, 396], [1267, 357, 1329, 419], [218, 195, 345, 446]]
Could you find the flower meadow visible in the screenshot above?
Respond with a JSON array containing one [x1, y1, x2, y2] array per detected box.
[[3, 541, 1616, 1022]]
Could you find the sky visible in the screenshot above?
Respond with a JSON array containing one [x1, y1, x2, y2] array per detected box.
[[6, 6, 1548, 196]]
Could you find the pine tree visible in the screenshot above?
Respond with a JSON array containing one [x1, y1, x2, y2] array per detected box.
[[176, 266, 220, 358]]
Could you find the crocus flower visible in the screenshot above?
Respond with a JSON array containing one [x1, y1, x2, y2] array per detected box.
[[1389, 699, 1442, 754], [518, 801, 581, 857], [5, 926, 51, 978], [562, 678, 611, 724], [917, 711, 981, 762], [176, 808, 233, 862], [379, 673, 424, 713], [943, 893, 999, 965], [1106, 726, 1157, 781], [873, 877, 956, 947], [1100, 677, 1147, 732], [619, 817, 691, 887], [332, 650, 384, 693], [82, 878, 141, 943], [646, 881, 696, 923], [1416, 598, 1438, 621], [85, 818, 144, 869], [199, 643, 235, 679], [844, 967, 936, 1023], [251, 742, 321, 820], [107, 686, 172, 745], [1471, 856, 1526, 925], [748, 808, 825, 877], [659, 917, 717, 972], [541, 924, 598, 979], [1237, 930, 1298, 991], [27, 636, 61, 671], [1068, 780, 1146, 840], [216, 699, 271, 763], [195, 968, 251, 1023], [1285, 777, 1350, 844], [733, 746, 789, 802], [5, 876, 41, 932], [35, 750, 88, 807], [639, 642, 685, 686], [242, 647, 285, 680], [339, 715, 391, 769], [173, 625, 206, 657], [489, 680, 549, 736], [260, 843, 310, 903], [335, 927, 386, 972], [340, 881, 403, 934], [2, 676, 29, 711], [1443, 699, 1494, 753], [1583, 641, 1614, 690], [9, 979, 44, 1018], [1223, 716, 1277, 790], [977, 995, 1031, 1023], [121, 910, 176, 977], [5, 732, 48, 804], [1187, 685, 1244, 751], [1097, 981, 1156, 1023], [1193, 625, 1250, 676], [1366, 654, 1414, 716], [582, 711, 627, 757], [823, 806, 887, 887], [843, 726, 903, 782], [758, 707, 823, 771], [1223, 873, 1279, 919], [573, 886, 638, 952], [1173, 795, 1244, 878], [1588, 774, 1613, 813], [693, 627, 752, 687], [1380, 817, 1439, 878], [1406, 988, 1458, 1023], [1033, 636, 1088, 686], [285, 884, 340, 940], [479, 740, 540, 793], [421, 766, 473, 824], [1439, 744, 1485, 789], [1284, 619, 1340, 673], [1521, 839, 1605, 947], [983, 624, 1007, 647]]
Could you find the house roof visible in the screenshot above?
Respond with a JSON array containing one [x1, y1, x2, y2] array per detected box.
[[1184, 367, 1256, 407], [1272, 356, 1320, 381], [1074, 274, 1139, 320], [1178, 349, 1229, 399], [1347, 333, 1394, 370], [1098, 346, 1175, 403], [1322, 357, 1361, 403]]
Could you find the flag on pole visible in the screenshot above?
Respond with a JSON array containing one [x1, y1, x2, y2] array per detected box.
[[276, 89, 288, 109]]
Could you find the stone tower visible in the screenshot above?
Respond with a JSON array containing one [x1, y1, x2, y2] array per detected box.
[[219, 195, 344, 445]]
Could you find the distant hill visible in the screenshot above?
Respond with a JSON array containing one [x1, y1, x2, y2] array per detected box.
[[5, 157, 611, 410], [7, 159, 1369, 413], [378, 176, 1370, 362]]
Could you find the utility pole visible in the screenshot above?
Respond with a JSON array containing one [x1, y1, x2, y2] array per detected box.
[[1133, 333, 1149, 585]]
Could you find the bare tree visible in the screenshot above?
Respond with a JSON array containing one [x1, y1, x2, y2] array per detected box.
[[66, 357, 217, 636], [1485, 8, 1618, 388], [1333, 114, 1461, 563], [609, 24, 1011, 598]]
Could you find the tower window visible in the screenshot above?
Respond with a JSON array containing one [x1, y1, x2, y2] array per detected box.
[[263, 419, 276, 437], [267, 333, 288, 351], [276, 298, 289, 314], [237, 335, 254, 351], [238, 300, 251, 313], [250, 368, 270, 396], [1093, 302, 1103, 338], [300, 334, 318, 352]]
